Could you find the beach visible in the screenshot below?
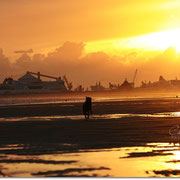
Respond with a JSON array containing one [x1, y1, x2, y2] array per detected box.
[[0, 93, 180, 177]]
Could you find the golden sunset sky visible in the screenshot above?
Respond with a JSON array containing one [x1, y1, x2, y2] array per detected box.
[[1, 0, 180, 87], [1, 0, 180, 55]]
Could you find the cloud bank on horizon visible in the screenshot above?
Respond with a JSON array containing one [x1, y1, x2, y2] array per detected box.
[[0, 42, 179, 88]]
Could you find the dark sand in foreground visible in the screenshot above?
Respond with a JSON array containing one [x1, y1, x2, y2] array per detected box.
[[0, 98, 179, 151], [1, 97, 180, 177]]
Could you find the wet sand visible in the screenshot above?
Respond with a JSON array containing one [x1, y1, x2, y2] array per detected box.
[[0, 98, 180, 145], [0, 113, 177, 148], [0, 97, 180, 177]]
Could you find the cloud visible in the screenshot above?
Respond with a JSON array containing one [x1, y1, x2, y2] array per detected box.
[[0, 48, 11, 77], [14, 49, 33, 54], [46, 42, 84, 61], [0, 42, 180, 88]]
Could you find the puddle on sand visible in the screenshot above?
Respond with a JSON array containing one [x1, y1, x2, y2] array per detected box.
[[0, 143, 180, 177], [103, 111, 180, 119], [2, 111, 180, 122]]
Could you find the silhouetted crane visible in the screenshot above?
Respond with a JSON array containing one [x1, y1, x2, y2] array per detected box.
[[63, 75, 73, 91], [27, 71, 61, 81]]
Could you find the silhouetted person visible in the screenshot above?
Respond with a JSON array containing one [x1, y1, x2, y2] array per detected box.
[[83, 97, 93, 120]]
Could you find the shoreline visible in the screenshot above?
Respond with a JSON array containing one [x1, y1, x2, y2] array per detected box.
[[1, 98, 180, 117], [0, 89, 180, 98]]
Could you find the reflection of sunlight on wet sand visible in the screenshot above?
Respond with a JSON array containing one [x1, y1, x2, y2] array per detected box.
[[2, 111, 180, 122], [171, 112, 180, 117], [2, 143, 180, 177], [172, 151, 180, 160]]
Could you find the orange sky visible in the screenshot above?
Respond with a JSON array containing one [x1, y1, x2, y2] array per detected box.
[[1, 0, 180, 56], [1, 0, 180, 87]]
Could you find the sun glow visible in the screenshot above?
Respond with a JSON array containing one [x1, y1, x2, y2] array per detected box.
[[117, 28, 180, 52], [86, 28, 180, 54]]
